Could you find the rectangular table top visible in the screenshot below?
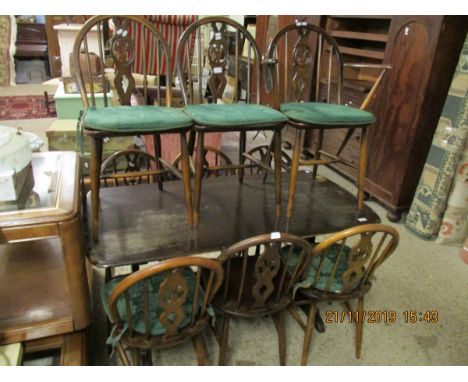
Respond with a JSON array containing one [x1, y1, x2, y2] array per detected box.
[[89, 172, 380, 268]]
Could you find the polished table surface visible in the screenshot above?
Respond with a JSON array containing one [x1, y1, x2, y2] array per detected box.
[[89, 172, 380, 268]]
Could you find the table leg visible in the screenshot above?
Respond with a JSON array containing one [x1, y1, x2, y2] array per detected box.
[[59, 216, 91, 330]]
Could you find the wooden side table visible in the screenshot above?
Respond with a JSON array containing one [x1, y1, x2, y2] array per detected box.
[[0, 151, 90, 365]]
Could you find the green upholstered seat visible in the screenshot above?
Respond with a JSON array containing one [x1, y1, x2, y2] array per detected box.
[[184, 103, 288, 129], [101, 268, 202, 336], [280, 102, 375, 126], [82, 106, 193, 133], [282, 244, 359, 294]]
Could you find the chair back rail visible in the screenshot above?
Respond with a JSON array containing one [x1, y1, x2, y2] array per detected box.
[[265, 22, 343, 107], [73, 15, 174, 109], [308, 224, 399, 297], [217, 233, 313, 316], [176, 16, 262, 106], [108, 257, 224, 345]]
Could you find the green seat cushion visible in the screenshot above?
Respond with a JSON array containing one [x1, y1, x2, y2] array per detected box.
[[184, 103, 288, 129], [101, 268, 202, 336], [280, 102, 375, 126], [82, 106, 193, 133], [282, 243, 358, 293]]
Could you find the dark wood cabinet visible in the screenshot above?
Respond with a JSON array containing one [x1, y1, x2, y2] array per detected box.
[[257, 15, 467, 221]]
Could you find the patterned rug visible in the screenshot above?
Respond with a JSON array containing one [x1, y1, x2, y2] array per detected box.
[[0, 95, 56, 120]]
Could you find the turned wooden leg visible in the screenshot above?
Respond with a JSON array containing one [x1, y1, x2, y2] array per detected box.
[[355, 297, 364, 359], [218, 314, 230, 366], [153, 133, 163, 191], [357, 127, 368, 211], [301, 302, 317, 366], [116, 343, 131, 366], [193, 132, 205, 228], [287, 129, 302, 219], [192, 333, 208, 366], [131, 348, 142, 366], [274, 130, 282, 218], [272, 311, 286, 366], [180, 132, 193, 226], [90, 136, 103, 242], [263, 135, 275, 183], [238, 130, 247, 184], [312, 129, 323, 180]]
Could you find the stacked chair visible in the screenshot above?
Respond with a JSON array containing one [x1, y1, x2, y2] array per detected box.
[[264, 21, 391, 218], [74, 15, 194, 241], [176, 16, 289, 227]]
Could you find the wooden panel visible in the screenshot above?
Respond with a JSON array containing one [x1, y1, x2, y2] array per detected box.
[[331, 30, 388, 42], [365, 16, 466, 213], [0, 238, 74, 345]]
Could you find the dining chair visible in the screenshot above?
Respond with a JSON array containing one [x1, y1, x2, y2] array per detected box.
[[211, 232, 313, 365], [176, 16, 289, 227], [287, 224, 399, 365], [101, 256, 224, 365], [73, 15, 194, 241], [264, 21, 392, 218]]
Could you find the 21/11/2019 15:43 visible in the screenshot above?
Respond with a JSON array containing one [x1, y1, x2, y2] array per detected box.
[[325, 310, 439, 324]]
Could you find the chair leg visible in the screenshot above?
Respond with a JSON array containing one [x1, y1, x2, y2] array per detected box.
[[357, 127, 368, 211], [180, 132, 193, 226], [301, 302, 317, 366], [193, 132, 205, 228], [116, 343, 131, 366], [153, 133, 164, 191], [272, 311, 286, 366], [274, 130, 282, 218], [262, 135, 276, 183], [238, 130, 246, 184], [218, 314, 230, 366], [312, 129, 323, 180], [287, 129, 302, 219], [355, 296, 364, 359], [192, 333, 208, 366], [131, 348, 142, 366], [90, 136, 103, 242], [141, 349, 153, 366]]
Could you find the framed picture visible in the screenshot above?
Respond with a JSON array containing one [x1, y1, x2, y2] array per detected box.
[[222, 75, 238, 103]]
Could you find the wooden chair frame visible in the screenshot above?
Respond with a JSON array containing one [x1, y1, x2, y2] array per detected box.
[[265, 21, 391, 218], [73, 15, 193, 241], [106, 256, 224, 366], [211, 232, 313, 365], [289, 224, 399, 365], [176, 16, 286, 227]]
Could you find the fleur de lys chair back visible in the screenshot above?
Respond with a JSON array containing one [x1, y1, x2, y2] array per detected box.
[[288, 224, 399, 365], [212, 232, 313, 365], [102, 256, 224, 365], [73, 15, 194, 242], [176, 16, 288, 227], [265, 21, 391, 219]]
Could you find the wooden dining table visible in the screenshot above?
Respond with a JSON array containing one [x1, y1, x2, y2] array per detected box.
[[88, 171, 380, 268]]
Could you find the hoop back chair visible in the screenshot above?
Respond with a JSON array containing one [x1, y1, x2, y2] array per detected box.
[[176, 16, 289, 227], [101, 256, 224, 365], [212, 232, 313, 365], [287, 224, 399, 365], [73, 16, 194, 241], [265, 21, 391, 218]]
